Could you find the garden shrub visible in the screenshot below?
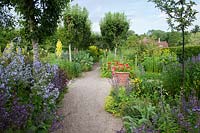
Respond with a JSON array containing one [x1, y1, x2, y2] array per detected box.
[[0, 50, 68, 132], [72, 51, 94, 71], [142, 49, 177, 73], [44, 53, 82, 79], [100, 51, 134, 78], [185, 62, 200, 98], [104, 88, 128, 116], [104, 96, 118, 115], [58, 61, 82, 79], [173, 93, 200, 132], [88, 45, 103, 61], [162, 61, 200, 97], [161, 62, 182, 96]]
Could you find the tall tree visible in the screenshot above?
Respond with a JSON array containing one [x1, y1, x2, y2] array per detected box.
[[5, 0, 70, 62], [64, 4, 91, 49], [149, 0, 197, 90], [100, 12, 129, 49], [147, 29, 168, 41]]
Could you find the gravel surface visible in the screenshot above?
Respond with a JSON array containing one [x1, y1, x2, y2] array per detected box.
[[55, 65, 122, 133]]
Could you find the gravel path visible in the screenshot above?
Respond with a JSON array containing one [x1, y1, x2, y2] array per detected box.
[[56, 65, 122, 133]]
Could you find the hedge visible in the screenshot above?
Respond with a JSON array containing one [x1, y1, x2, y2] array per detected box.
[[164, 45, 200, 61]]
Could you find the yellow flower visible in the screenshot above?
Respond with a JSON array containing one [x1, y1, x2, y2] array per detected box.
[[56, 39, 62, 57], [131, 78, 142, 84], [4, 43, 13, 54]]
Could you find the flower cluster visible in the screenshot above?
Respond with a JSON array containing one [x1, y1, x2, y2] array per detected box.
[[173, 92, 200, 132], [56, 39, 62, 57], [0, 50, 68, 131], [107, 61, 131, 74]]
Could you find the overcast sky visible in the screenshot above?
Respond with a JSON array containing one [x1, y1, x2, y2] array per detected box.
[[71, 0, 200, 35]]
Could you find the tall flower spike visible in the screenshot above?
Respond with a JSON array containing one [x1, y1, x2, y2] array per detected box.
[[56, 39, 62, 58]]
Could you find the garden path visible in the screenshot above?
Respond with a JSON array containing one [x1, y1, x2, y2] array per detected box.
[[55, 64, 122, 133]]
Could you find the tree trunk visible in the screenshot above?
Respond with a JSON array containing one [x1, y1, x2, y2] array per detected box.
[[181, 26, 185, 91], [32, 39, 39, 63]]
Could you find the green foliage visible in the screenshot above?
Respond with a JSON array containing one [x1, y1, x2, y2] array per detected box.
[[149, 0, 198, 89], [104, 95, 118, 115], [12, 0, 69, 42], [147, 29, 167, 41], [104, 88, 128, 116], [142, 49, 177, 73], [64, 4, 91, 49], [166, 31, 190, 47], [167, 45, 200, 61], [122, 98, 157, 133], [0, 28, 19, 52], [5, 0, 70, 62], [166, 31, 182, 46], [161, 62, 200, 97], [190, 32, 200, 45], [72, 51, 94, 71], [185, 62, 200, 97], [58, 61, 82, 79], [191, 25, 200, 33], [90, 33, 105, 48], [44, 53, 82, 79], [105, 88, 178, 132], [100, 12, 129, 49], [161, 63, 182, 96], [88, 45, 103, 61], [125, 34, 140, 48]]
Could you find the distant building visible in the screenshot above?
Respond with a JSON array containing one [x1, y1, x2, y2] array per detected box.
[[141, 37, 169, 48], [157, 38, 168, 48]]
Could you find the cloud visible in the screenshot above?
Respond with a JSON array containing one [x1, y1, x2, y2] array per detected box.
[[91, 22, 100, 33], [158, 12, 168, 19]]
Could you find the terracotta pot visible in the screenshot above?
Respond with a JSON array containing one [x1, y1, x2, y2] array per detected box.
[[113, 72, 130, 86]]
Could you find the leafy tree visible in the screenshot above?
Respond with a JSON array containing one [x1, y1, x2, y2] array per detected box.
[[167, 31, 190, 47], [0, 28, 19, 52], [4, 0, 70, 62], [125, 34, 140, 47], [191, 25, 200, 33], [100, 12, 129, 49], [127, 30, 136, 37], [147, 29, 168, 41], [166, 31, 182, 46], [64, 4, 91, 49], [149, 0, 197, 89], [40, 27, 69, 53]]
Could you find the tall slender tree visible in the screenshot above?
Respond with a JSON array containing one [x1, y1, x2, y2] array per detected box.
[[149, 0, 197, 90], [100, 12, 129, 49], [64, 4, 91, 49]]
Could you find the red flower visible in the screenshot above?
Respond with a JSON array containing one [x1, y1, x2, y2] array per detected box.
[[107, 62, 111, 69], [115, 61, 119, 66], [125, 63, 129, 67], [112, 66, 116, 72]]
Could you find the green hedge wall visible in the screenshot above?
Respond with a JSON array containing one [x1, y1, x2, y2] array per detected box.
[[165, 45, 200, 61]]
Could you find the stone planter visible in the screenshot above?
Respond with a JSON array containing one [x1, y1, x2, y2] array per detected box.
[[113, 72, 130, 86]]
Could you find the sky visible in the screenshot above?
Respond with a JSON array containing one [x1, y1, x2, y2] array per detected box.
[[71, 0, 200, 35]]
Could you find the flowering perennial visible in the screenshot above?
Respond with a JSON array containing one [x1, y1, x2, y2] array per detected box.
[[0, 50, 68, 131]]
